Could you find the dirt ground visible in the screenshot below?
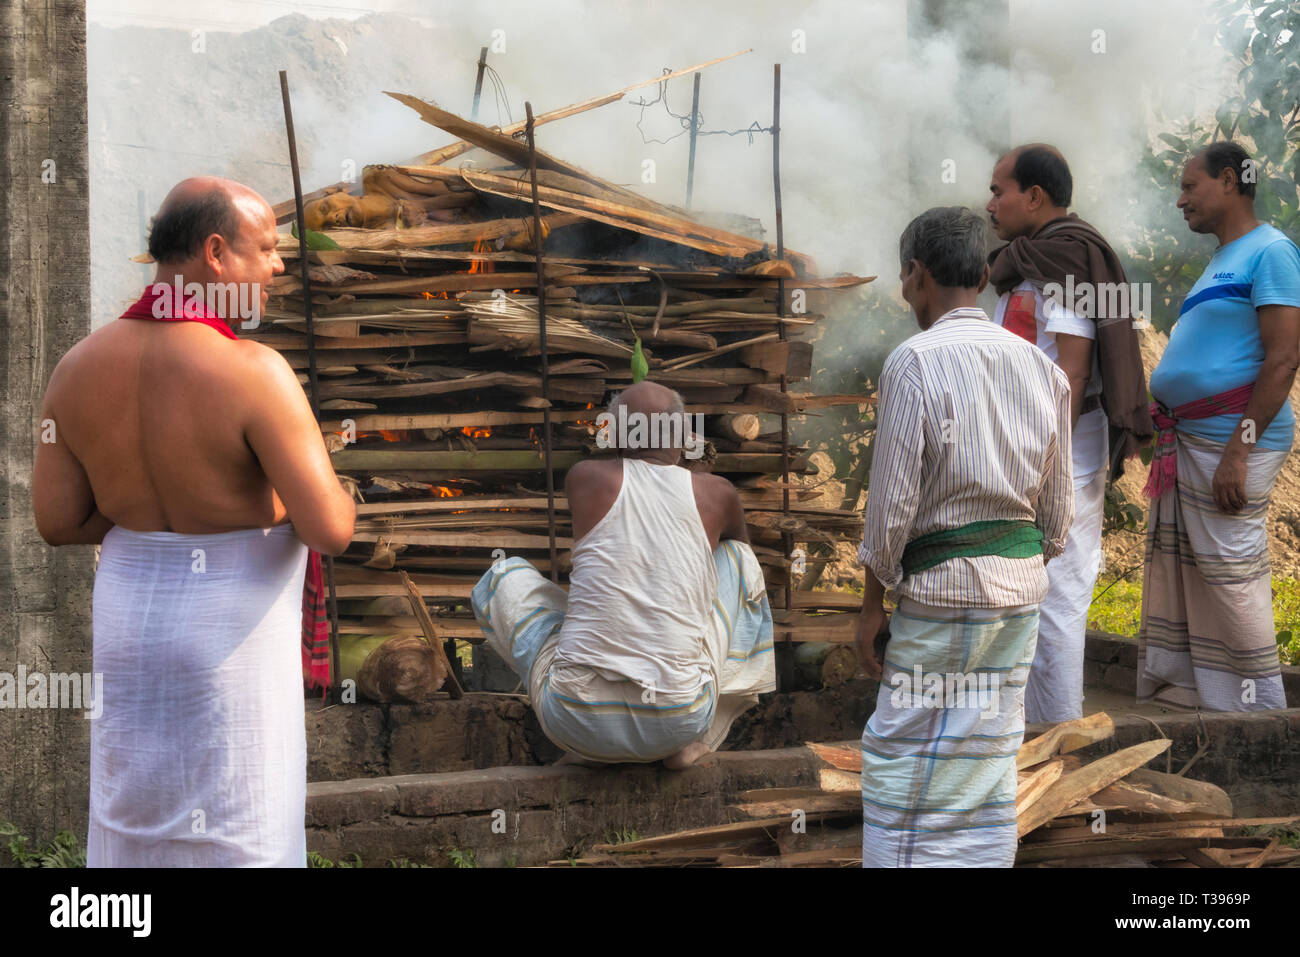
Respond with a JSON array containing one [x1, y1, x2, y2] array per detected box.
[[805, 328, 1300, 590]]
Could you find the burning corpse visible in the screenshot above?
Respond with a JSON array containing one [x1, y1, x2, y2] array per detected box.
[[471, 382, 776, 768]]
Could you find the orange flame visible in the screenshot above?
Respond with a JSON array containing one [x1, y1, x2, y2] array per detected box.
[[468, 236, 495, 276], [460, 426, 491, 439]]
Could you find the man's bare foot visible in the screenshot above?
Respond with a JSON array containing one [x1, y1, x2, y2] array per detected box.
[[662, 741, 716, 770]]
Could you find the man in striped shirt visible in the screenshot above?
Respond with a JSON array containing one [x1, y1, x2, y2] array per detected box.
[[856, 206, 1074, 867]]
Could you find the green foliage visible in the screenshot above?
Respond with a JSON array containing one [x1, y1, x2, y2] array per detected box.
[[1090, 575, 1300, 663], [307, 850, 362, 868], [1271, 577, 1300, 664], [604, 827, 641, 845], [1088, 577, 1146, 636], [631, 338, 649, 383], [1103, 482, 1146, 536], [290, 220, 343, 251], [1128, 1, 1300, 333], [386, 857, 431, 868], [447, 848, 479, 868], [0, 822, 86, 868]]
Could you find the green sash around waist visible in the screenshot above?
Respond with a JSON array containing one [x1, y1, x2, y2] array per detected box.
[[900, 519, 1044, 577]]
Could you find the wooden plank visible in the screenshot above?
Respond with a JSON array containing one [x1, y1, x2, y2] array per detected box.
[[397, 570, 462, 699], [1017, 738, 1171, 837], [807, 741, 861, 773], [1015, 760, 1065, 820], [1120, 769, 1234, 819], [1017, 712, 1115, 769]]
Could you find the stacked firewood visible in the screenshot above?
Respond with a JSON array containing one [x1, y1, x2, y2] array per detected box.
[[554, 713, 1300, 867], [254, 89, 875, 680]]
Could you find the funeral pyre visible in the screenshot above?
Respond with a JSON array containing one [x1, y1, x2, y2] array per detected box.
[[254, 88, 875, 698]]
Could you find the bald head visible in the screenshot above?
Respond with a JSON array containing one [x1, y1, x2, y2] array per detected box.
[[148, 177, 272, 266], [611, 381, 684, 419], [604, 381, 694, 463]]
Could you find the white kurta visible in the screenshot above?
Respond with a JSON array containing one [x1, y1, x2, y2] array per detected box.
[[88, 524, 308, 867]]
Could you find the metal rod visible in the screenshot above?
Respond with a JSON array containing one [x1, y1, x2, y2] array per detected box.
[[772, 63, 793, 618], [525, 102, 559, 583], [471, 46, 489, 121], [281, 69, 342, 701], [686, 72, 701, 208]]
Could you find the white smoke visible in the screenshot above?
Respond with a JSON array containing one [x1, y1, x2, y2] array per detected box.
[[88, 0, 1237, 327]]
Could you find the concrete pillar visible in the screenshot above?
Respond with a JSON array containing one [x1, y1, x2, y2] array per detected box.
[[0, 1, 93, 845]]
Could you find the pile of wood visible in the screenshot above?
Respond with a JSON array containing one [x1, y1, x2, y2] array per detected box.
[[254, 80, 876, 684], [551, 713, 1300, 867]]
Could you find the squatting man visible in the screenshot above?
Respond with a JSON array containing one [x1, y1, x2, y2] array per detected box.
[[472, 380, 776, 768]]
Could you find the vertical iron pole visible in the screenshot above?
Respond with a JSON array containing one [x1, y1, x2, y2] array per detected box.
[[685, 72, 702, 208], [525, 102, 559, 583], [773, 64, 793, 624], [471, 46, 489, 121], [281, 70, 342, 702]]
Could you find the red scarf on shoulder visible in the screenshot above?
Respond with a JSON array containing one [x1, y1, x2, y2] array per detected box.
[[120, 281, 239, 339], [122, 283, 333, 693]]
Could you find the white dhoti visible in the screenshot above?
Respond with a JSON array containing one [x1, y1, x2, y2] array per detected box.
[[1024, 464, 1106, 723], [88, 524, 309, 867]]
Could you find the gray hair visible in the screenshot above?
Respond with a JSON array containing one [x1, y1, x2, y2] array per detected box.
[[898, 206, 988, 289]]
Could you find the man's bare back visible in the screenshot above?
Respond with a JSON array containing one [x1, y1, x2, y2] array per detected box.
[[33, 177, 354, 555], [566, 456, 749, 550]]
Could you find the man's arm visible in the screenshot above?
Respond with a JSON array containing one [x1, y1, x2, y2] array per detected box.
[[242, 344, 356, 554], [718, 479, 750, 545], [1037, 368, 1075, 561], [1213, 303, 1300, 512], [855, 355, 925, 677], [32, 371, 116, 546], [1055, 332, 1093, 431]]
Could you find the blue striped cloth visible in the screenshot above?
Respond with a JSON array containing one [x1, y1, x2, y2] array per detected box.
[[861, 598, 1039, 868]]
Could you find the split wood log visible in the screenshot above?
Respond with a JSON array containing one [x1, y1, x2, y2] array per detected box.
[[355, 635, 447, 704], [1017, 712, 1115, 768], [1015, 760, 1065, 819], [398, 570, 463, 699], [1016, 738, 1172, 837], [714, 413, 761, 441]]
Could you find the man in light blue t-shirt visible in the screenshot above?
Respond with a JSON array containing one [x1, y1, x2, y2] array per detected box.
[[1140, 141, 1300, 712]]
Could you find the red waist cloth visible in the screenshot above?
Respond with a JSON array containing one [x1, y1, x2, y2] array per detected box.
[[121, 285, 332, 692], [1143, 383, 1254, 499]]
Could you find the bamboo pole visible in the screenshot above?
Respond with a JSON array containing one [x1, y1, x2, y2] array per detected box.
[[773, 63, 793, 619], [280, 69, 342, 702], [686, 72, 702, 208], [471, 46, 488, 121], [526, 101, 560, 583]]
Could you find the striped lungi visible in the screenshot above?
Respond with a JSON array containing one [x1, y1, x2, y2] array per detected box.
[[470, 539, 774, 763], [861, 598, 1038, 868], [1138, 430, 1289, 711]]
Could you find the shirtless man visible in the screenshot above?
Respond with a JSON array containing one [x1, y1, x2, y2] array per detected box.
[[471, 381, 776, 769], [33, 177, 355, 867]]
